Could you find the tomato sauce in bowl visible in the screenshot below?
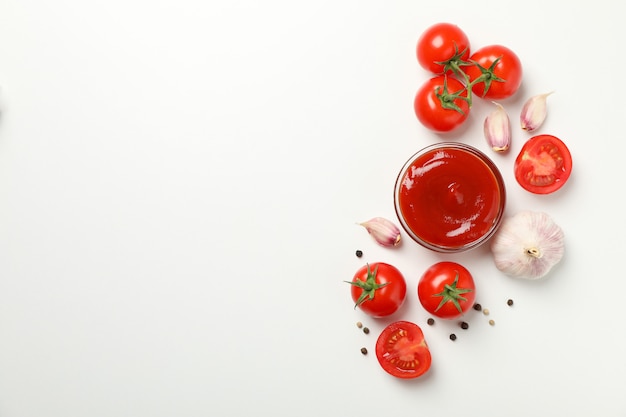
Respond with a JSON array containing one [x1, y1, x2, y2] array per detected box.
[[394, 143, 506, 253]]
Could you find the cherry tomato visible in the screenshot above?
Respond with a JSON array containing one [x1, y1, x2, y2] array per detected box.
[[465, 45, 522, 99], [375, 321, 431, 379], [418, 261, 476, 319], [416, 22, 470, 74], [414, 76, 469, 132], [347, 263, 406, 318], [514, 134, 573, 194]]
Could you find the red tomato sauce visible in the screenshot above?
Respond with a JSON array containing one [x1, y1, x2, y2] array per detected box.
[[395, 144, 505, 252]]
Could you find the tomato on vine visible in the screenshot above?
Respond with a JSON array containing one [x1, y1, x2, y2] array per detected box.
[[414, 75, 470, 132], [416, 22, 470, 75], [375, 321, 431, 379], [418, 262, 476, 319], [465, 44, 523, 99], [346, 263, 406, 318]]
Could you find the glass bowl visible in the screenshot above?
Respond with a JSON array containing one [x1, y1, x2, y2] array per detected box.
[[394, 142, 506, 253]]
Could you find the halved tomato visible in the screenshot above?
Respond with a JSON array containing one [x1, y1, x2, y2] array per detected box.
[[375, 321, 431, 379], [514, 134, 572, 194]]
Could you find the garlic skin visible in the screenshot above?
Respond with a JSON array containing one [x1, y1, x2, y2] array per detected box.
[[520, 92, 553, 131], [490, 211, 564, 280], [359, 217, 401, 247], [484, 102, 511, 152]]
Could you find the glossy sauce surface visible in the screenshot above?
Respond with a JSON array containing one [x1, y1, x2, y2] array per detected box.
[[396, 146, 503, 250]]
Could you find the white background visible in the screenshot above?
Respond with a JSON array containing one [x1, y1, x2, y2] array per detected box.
[[1, 1, 624, 416]]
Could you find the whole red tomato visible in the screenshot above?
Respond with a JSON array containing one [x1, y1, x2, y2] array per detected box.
[[347, 263, 406, 318], [514, 134, 573, 194], [416, 22, 470, 75], [414, 76, 470, 132], [418, 261, 476, 319], [465, 45, 523, 99], [375, 321, 431, 379]]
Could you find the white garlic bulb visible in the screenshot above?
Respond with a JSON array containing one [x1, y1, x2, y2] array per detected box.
[[490, 211, 564, 280]]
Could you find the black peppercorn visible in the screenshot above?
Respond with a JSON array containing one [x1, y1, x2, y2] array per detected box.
[[507, 299, 514, 306], [460, 321, 469, 330], [427, 318, 435, 326], [473, 303, 482, 311], [355, 250, 363, 258], [363, 327, 370, 334], [449, 333, 457, 341], [360, 347, 368, 355]]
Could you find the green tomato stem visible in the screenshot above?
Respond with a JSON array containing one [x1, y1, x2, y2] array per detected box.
[[345, 264, 389, 309], [432, 272, 473, 314], [437, 55, 507, 113]]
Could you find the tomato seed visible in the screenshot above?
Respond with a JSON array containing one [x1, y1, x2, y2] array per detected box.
[[507, 299, 514, 306], [473, 303, 482, 311], [355, 250, 363, 258], [360, 347, 368, 355], [427, 318, 435, 325], [363, 327, 370, 334], [460, 321, 469, 330], [449, 334, 457, 341], [356, 321, 363, 329]]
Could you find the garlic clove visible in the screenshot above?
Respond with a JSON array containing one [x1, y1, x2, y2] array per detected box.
[[359, 217, 402, 247], [484, 102, 511, 152], [520, 92, 553, 131], [490, 211, 564, 280]]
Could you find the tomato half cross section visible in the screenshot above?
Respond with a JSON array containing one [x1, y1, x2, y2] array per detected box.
[[514, 134, 573, 194], [375, 321, 431, 379]]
